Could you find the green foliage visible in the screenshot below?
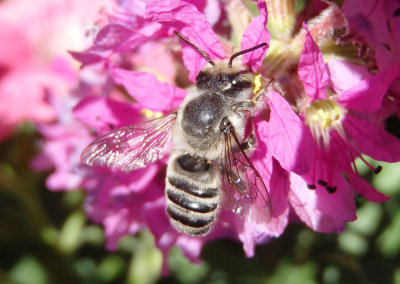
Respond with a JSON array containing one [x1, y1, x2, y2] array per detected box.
[[1, 130, 400, 284]]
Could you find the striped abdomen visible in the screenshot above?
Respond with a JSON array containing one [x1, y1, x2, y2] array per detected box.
[[165, 153, 219, 236]]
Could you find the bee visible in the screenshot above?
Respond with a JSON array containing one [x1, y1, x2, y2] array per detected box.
[[81, 32, 272, 236]]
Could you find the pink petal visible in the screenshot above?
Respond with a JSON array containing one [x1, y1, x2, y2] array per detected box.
[[233, 157, 289, 257], [265, 90, 314, 174], [347, 172, 390, 203], [343, 115, 400, 162], [103, 207, 141, 250], [40, 135, 84, 191], [85, 169, 165, 250], [0, 20, 32, 68], [69, 23, 154, 67], [266, 159, 290, 235], [175, 236, 204, 264], [236, 224, 257, 258], [326, 60, 371, 94], [253, 116, 272, 171], [234, 215, 269, 257], [69, 26, 150, 67], [253, 119, 290, 236], [73, 96, 142, 131], [131, 42, 177, 83], [111, 66, 187, 112], [183, 0, 206, 12], [289, 172, 356, 232], [298, 23, 330, 101], [69, 50, 105, 67], [32, 120, 91, 191], [341, 0, 390, 48], [337, 65, 399, 113], [94, 24, 140, 52], [144, 197, 205, 274], [0, 69, 59, 139], [145, 0, 225, 81], [203, 0, 221, 26], [46, 168, 83, 191], [240, 0, 270, 72], [225, 125, 288, 256]]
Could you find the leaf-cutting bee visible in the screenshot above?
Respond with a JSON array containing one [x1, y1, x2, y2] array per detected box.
[[81, 32, 272, 236]]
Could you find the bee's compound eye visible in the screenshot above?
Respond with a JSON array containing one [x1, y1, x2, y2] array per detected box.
[[195, 71, 211, 88]]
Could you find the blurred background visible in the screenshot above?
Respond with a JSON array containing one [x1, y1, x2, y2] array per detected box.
[[1, 0, 400, 282], [0, 121, 399, 284]]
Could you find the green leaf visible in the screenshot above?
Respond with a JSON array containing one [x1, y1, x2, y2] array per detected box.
[[8, 256, 50, 284]]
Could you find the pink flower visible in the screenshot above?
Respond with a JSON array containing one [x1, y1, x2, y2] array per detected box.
[[285, 24, 400, 232], [110, 66, 186, 112], [33, 94, 142, 191], [240, 0, 270, 72], [0, 0, 111, 140], [341, 0, 400, 121], [145, 0, 226, 81], [32, 0, 400, 267]]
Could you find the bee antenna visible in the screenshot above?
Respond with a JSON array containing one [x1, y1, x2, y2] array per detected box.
[[174, 31, 215, 66], [228, 43, 268, 67]]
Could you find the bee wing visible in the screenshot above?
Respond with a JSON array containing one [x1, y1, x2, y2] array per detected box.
[[221, 124, 272, 224], [81, 112, 177, 172]]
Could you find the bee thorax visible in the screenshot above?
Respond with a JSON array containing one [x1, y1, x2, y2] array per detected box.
[[181, 93, 224, 138]]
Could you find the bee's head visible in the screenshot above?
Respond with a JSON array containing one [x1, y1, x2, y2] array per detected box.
[[195, 62, 253, 96], [175, 31, 267, 96]]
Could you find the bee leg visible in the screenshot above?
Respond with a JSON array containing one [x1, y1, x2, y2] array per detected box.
[[232, 100, 254, 113], [219, 117, 232, 134], [240, 116, 257, 151], [240, 135, 256, 151], [220, 116, 256, 152]]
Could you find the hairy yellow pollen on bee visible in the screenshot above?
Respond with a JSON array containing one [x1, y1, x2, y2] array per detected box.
[[305, 99, 346, 146], [252, 73, 264, 96], [141, 109, 163, 119]]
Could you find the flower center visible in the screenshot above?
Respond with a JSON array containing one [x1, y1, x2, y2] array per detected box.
[[305, 99, 344, 128], [304, 99, 382, 193], [304, 99, 346, 147]]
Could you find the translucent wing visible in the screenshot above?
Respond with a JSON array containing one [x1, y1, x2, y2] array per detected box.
[[81, 113, 177, 172], [220, 120, 272, 224]]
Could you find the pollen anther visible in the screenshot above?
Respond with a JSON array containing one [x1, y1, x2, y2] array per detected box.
[[306, 100, 344, 128], [252, 73, 263, 96], [305, 99, 346, 147]]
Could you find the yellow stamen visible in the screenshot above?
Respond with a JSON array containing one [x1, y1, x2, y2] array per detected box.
[[306, 100, 344, 129], [252, 73, 264, 96], [141, 109, 163, 119], [305, 99, 346, 146]]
